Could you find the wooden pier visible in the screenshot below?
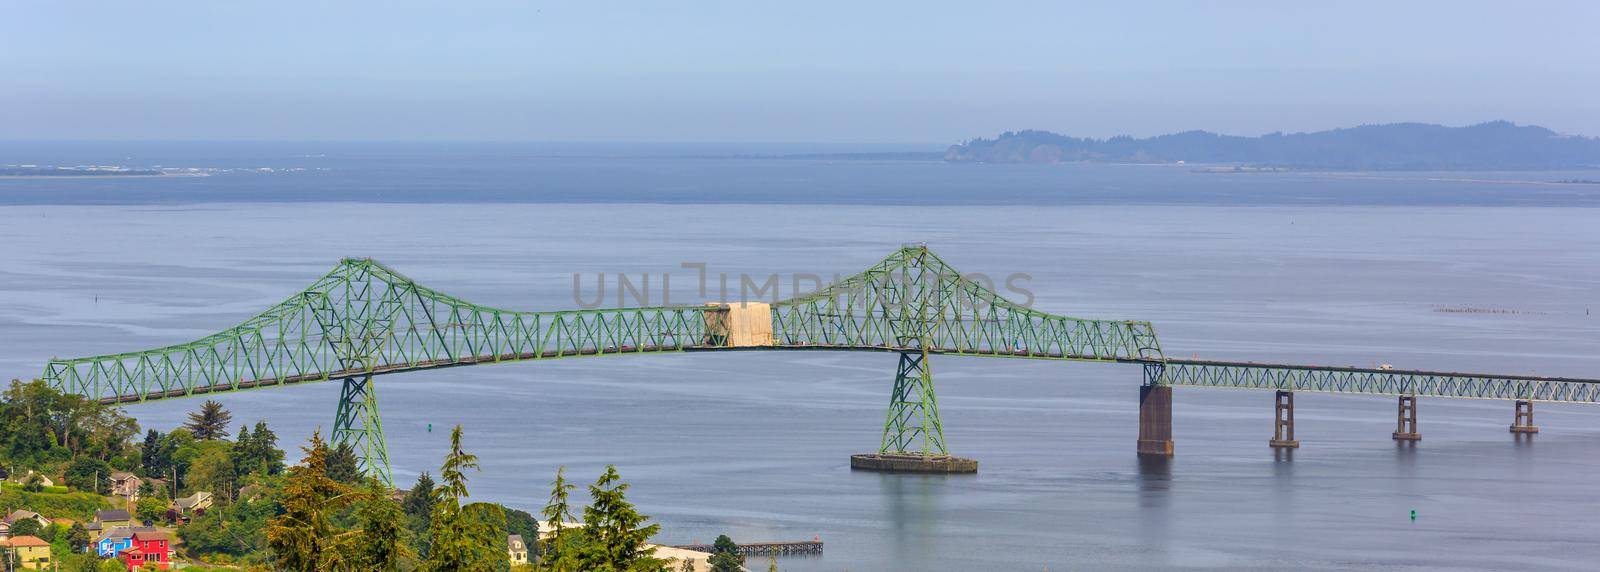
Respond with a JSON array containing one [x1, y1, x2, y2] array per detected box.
[[671, 540, 822, 557]]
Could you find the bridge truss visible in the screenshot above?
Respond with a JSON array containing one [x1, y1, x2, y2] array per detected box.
[[40, 246, 1600, 483]]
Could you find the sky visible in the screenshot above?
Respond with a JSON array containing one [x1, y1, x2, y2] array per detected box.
[[5, 1, 1599, 143]]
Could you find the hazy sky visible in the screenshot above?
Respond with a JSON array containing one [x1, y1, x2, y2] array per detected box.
[[6, 1, 1599, 143]]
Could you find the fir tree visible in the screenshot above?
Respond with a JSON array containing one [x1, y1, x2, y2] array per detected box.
[[326, 442, 362, 484], [574, 465, 664, 572], [538, 467, 579, 572], [423, 425, 500, 572], [266, 431, 357, 571], [342, 479, 414, 571], [139, 429, 165, 475], [66, 522, 90, 553], [708, 534, 742, 572], [184, 400, 234, 440]]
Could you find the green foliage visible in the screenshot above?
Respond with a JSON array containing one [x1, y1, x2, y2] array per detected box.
[[64, 456, 113, 494], [0, 380, 139, 473], [537, 467, 578, 572], [178, 476, 280, 561], [231, 421, 285, 478], [187, 446, 235, 498], [67, 522, 90, 553], [573, 465, 664, 572], [135, 495, 168, 522], [423, 425, 501, 572], [266, 431, 356, 571], [402, 472, 436, 558], [0, 487, 111, 521], [10, 516, 43, 537], [184, 400, 234, 440], [139, 429, 169, 477], [325, 442, 362, 485], [336, 480, 415, 572], [708, 534, 742, 572], [22, 472, 45, 492]]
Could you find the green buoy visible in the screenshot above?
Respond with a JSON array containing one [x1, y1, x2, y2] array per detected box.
[[1410, 510, 1417, 521]]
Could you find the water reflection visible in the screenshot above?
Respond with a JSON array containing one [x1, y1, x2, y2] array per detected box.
[[1135, 455, 1172, 561], [881, 475, 943, 566]]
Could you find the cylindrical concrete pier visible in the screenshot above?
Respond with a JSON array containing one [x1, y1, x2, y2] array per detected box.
[[850, 453, 978, 473]]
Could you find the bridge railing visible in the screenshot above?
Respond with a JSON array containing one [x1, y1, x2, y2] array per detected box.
[[1153, 359, 1600, 403]]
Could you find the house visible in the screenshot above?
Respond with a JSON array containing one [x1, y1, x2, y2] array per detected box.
[[236, 483, 266, 502], [0, 535, 52, 569], [11, 471, 54, 488], [3, 510, 50, 529], [108, 472, 143, 500], [94, 509, 135, 530], [95, 526, 155, 558], [174, 491, 214, 514], [118, 530, 171, 571], [507, 534, 528, 565], [1, 510, 50, 539]]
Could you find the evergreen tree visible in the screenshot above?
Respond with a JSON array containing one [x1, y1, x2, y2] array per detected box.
[[266, 431, 357, 571], [67, 522, 90, 553], [253, 421, 286, 475], [537, 467, 579, 572], [423, 425, 500, 572], [708, 534, 742, 572], [339, 479, 414, 571], [231, 421, 286, 478], [403, 472, 437, 519], [10, 517, 42, 538], [326, 442, 362, 484], [184, 400, 234, 440], [574, 465, 664, 572], [140, 429, 166, 476]]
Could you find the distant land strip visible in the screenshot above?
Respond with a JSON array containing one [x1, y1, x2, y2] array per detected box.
[[942, 121, 1600, 171]]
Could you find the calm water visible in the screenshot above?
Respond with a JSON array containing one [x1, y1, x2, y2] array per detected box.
[[2, 148, 1599, 570]]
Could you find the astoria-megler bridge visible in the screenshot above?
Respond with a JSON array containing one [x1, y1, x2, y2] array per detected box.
[[40, 246, 1600, 483]]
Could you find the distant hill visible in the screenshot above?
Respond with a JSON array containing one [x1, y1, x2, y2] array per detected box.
[[943, 121, 1600, 170]]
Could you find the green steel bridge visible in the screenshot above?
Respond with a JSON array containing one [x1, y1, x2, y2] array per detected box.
[[40, 246, 1600, 483]]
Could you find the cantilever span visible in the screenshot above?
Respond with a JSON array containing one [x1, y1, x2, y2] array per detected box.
[[41, 247, 1157, 482], [38, 246, 1600, 483]]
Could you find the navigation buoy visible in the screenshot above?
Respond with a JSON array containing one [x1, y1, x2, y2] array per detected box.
[[427, 423, 432, 433], [1410, 510, 1417, 521]]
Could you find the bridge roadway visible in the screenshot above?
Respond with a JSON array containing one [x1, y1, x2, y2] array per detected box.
[[38, 246, 1600, 483]]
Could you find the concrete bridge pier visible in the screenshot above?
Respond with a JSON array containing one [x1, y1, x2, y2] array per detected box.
[[1270, 390, 1299, 448], [1510, 400, 1538, 434], [1137, 384, 1175, 456], [1392, 395, 1421, 441]]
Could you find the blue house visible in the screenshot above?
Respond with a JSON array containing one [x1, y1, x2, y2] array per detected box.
[[95, 526, 149, 558]]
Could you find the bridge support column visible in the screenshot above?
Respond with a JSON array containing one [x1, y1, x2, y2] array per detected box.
[[1137, 384, 1175, 456], [1510, 400, 1538, 434], [851, 350, 977, 473], [1392, 395, 1420, 441], [1270, 390, 1299, 448], [332, 375, 393, 485]]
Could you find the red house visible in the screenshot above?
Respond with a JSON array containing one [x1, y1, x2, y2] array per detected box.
[[119, 530, 171, 571]]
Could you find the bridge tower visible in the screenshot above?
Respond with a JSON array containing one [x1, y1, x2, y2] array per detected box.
[[332, 375, 392, 485], [312, 262, 402, 486], [851, 245, 977, 473]]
